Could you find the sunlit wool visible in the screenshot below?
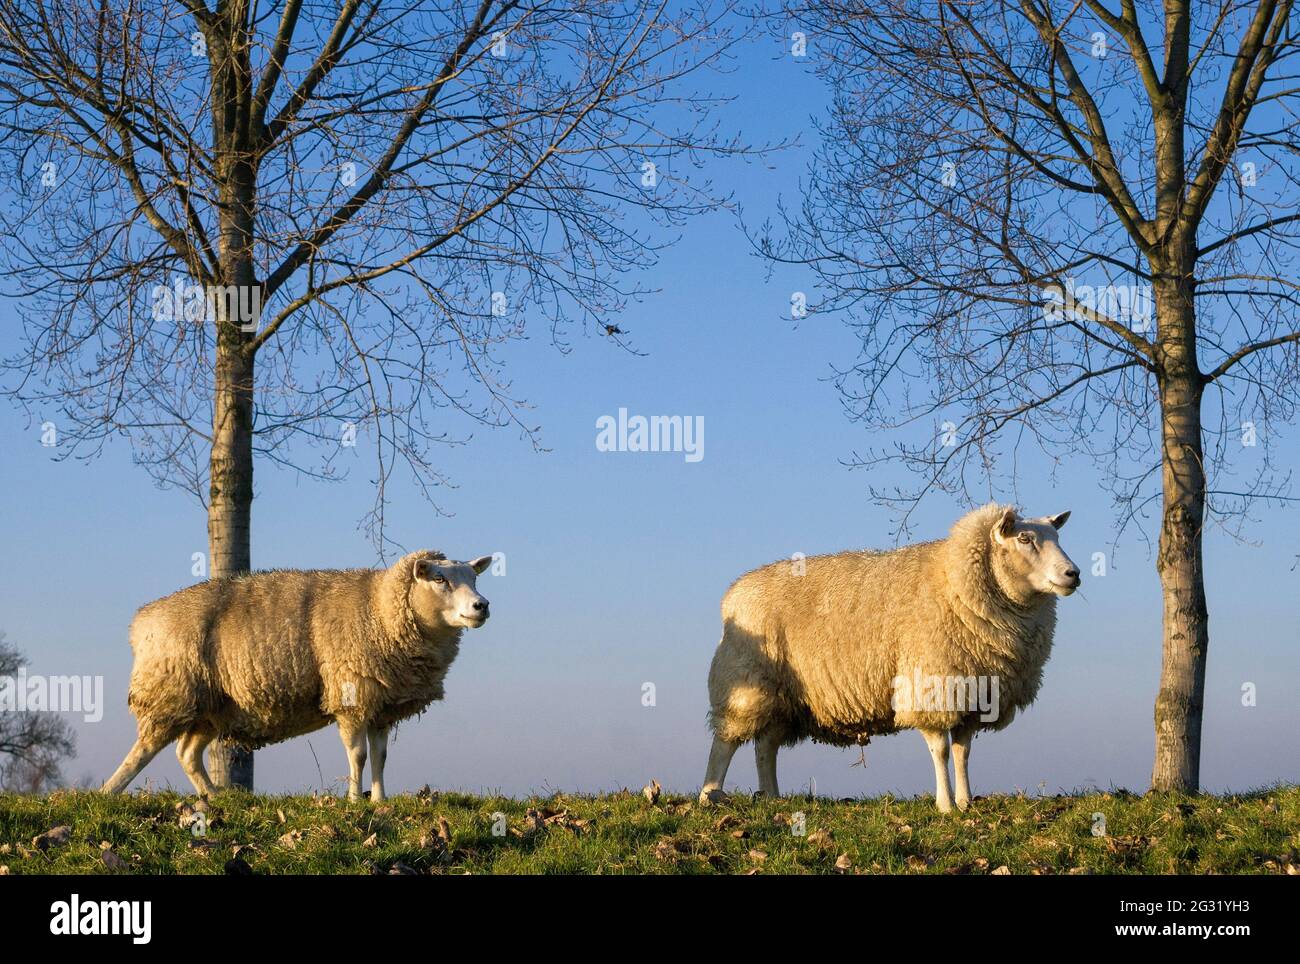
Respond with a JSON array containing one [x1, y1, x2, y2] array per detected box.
[[101, 550, 488, 799], [701, 504, 1075, 811]]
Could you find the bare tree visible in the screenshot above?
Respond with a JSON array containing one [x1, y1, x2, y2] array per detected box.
[[0, 0, 746, 788], [767, 1, 1300, 791], [0, 632, 78, 793]]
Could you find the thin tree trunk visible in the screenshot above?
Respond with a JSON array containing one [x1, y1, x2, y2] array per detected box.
[[1151, 268, 1209, 793], [206, 319, 256, 790], [206, 21, 259, 786]]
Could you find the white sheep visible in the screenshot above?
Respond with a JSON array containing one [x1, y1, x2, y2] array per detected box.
[[700, 504, 1079, 812], [101, 550, 492, 800]]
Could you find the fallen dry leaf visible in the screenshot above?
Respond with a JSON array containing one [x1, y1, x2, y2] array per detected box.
[[1105, 835, 1150, 855], [522, 808, 547, 835], [32, 826, 72, 851], [806, 828, 833, 849], [176, 806, 202, 831], [653, 837, 687, 862], [100, 847, 128, 871]]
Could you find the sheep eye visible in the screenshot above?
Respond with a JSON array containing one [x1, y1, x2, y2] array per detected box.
[[432, 574, 447, 584], [1017, 533, 1033, 545]]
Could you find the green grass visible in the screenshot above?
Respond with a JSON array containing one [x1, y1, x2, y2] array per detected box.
[[1, 785, 1297, 874]]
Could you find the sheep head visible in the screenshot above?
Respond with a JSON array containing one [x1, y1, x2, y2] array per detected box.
[[406, 552, 494, 633], [990, 508, 1080, 601]]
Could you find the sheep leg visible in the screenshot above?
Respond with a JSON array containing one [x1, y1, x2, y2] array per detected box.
[[921, 729, 954, 813], [754, 730, 781, 798], [698, 735, 741, 804], [176, 730, 218, 798], [950, 722, 978, 811], [101, 735, 168, 794], [367, 725, 390, 803], [337, 719, 368, 801]]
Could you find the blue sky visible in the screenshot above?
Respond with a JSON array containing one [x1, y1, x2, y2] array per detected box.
[[1, 24, 1297, 800]]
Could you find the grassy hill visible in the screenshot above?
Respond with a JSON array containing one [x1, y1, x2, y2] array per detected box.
[[1, 785, 1297, 875]]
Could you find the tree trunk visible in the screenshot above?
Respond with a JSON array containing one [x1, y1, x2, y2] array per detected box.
[[206, 320, 256, 790], [1151, 268, 1209, 793], [206, 20, 259, 787]]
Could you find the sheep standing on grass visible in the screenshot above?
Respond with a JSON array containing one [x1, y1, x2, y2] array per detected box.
[[700, 504, 1079, 812], [102, 551, 493, 801]]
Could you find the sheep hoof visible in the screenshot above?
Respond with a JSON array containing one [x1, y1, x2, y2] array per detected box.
[[955, 798, 970, 812], [936, 800, 954, 814], [698, 788, 728, 807]]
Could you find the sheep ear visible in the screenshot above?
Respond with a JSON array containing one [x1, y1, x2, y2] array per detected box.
[[412, 559, 434, 581], [469, 555, 493, 575], [992, 508, 1017, 542], [1048, 510, 1071, 530]]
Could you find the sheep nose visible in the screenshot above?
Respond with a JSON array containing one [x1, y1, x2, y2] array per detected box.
[[472, 599, 489, 612], [1063, 567, 1080, 580]]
